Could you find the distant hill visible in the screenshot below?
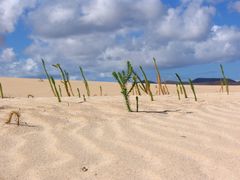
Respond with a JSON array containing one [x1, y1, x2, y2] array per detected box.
[[140, 78, 239, 85], [192, 78, 239, 85]]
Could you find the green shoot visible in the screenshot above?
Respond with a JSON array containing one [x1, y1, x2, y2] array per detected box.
[[175, 73, 188, 98], [77, 88, 81, 98], [189, 79, 197, 101], [132, 76, 141, 96], [50, 76, 61, 102], [58, 85, 62, 97], [79, 66, 90, 97], [100, 86, 102, 96], [176, 84, 180, 100], [136, 96, 139, 112], [65, 70, 75, 96], [52, 64, 71, 97], [139, 66, 154, 101], [112, 61, 135, 112], [220, 64, 229, 95], [153, 58, 164, 95], [0, 82, 3, 98], [41, 59, 56, 96]]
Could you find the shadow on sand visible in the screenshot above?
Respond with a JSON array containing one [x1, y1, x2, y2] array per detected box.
[[137, 109, 182, 114]]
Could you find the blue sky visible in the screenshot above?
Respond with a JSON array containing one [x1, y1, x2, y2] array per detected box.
[[0, 0, 240, 81]]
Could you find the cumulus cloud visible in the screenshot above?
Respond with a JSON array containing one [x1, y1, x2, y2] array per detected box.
[[0, 48, 39, 77], [0, 0, 37, 33], [229, 1, 240, 13], [156, 1, 215, 40], [27, 0, 163, 38], [0, 48, 16, 62]]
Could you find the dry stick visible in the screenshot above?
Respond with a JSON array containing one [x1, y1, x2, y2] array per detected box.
[[153, 58, 164, 95], [0, 82, 3, 98], [164, 82, 170, 95], [53, 64, 71, 97], [136, 96, 139, 112], [79, 67, 90, 97], [6, 111, 21, 126], [175, 73, 188, 98], [77, 88, 81, 98], [189, 79, 197, 101], [220, 64, 229, 95], [162, 85, 166, 94], [28, 94, 34, 98], [50, 76, 61, 102], [41, 59, 56, 96], [176, 84, 181, 100]]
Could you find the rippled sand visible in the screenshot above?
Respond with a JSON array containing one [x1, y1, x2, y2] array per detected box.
[[0, 78, 240, 180]]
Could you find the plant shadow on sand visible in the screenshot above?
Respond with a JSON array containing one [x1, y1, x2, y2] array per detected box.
[[137, 109, 183, 114], [4, 122, 38, 128]]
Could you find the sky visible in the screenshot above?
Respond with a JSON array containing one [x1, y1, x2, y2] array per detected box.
[[0, 0, 240, 81]]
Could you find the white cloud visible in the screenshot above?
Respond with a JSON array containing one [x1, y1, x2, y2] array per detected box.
[[229, 1, 240, 13], [0, 48, 16, 62], [0, 0, 37, 33], [156, 1, 215, 40], [27, 0, 163, 38], [0, 48, 39, 77]]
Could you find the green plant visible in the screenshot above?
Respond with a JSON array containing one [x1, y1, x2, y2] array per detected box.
[[65, 70, 75, 96], [58, 85, 62, 97], [83, 94, 86, 102], [139, 66, 154, 101], [220, 64, 229, 95], [112, 61, 135, 112], [50, 76, 61, 102], [189, 79, 197, 101], [132, 76, 141, 96], [175, 73, 188, 98], [220, 80, 224, 93], [100, 86, 102, 96], [79, 67, 90, 97], [52, 64, 71, 97], [153, 58, 164, 95], [176, 84, 181, 100], [136, 96, 139, 112], [77, 88, 81, 98], [0, 82, 3, 98], [179, 84, 183, 94], [41, 59, 56, 96]]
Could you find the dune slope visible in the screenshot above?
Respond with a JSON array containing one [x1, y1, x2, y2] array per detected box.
[[0, 92, 240, 180]]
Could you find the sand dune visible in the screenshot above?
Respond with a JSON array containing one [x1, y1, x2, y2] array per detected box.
[[0, 78, 240, 179]]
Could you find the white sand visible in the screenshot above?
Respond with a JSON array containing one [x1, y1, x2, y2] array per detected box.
[[0, 77, 240, 180]]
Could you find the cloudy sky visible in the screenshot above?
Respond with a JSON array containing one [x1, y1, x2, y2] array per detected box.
[[0, 0, 240, 81]]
